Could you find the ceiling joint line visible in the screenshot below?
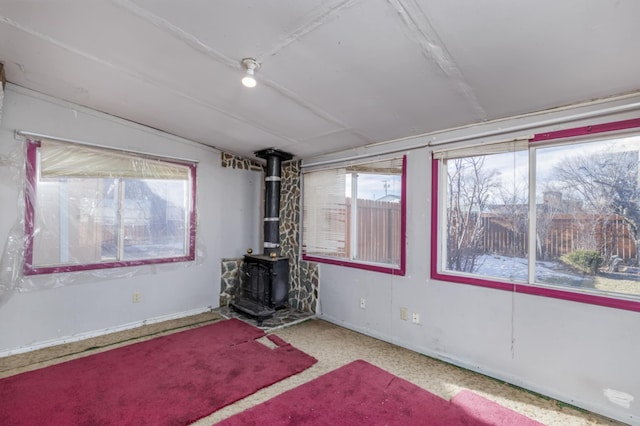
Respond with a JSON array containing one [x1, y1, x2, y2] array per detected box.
[[109, 0, 367, 145], [258, 0, 359, 59], [1, 12, 299, 146], [110, 0, 239, 70], [388, 0, 488, 121], [259, 77, 374, 143]]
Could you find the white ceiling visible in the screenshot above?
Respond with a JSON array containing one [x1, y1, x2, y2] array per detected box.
[[1, 0, 639, 161]]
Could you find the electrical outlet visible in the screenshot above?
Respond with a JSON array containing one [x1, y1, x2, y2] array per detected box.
[[400, 307, 408, 321], [359, 298, 366, 309], [132, 292, 141, 303], [412, 312, 420, 324]]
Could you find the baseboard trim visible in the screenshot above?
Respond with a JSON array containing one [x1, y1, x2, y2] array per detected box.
[[317, 313, 634, 426], [0, 307, 213, 358]]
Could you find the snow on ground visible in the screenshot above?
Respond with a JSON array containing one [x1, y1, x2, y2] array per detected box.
[[472, 254, 592, 287], [466, 254, 640, 297]]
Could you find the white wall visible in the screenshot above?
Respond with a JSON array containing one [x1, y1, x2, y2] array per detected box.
[[0, 85, 261, 354], [315, 97, 640, 424]]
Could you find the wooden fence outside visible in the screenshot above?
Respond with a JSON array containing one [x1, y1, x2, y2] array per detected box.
[[345, 198, 401, 264], [317, 201, 636, 265], [480, 213, 637, 261]]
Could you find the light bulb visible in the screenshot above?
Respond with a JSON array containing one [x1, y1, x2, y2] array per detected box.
[[240, 58, 259, 88], [242, 69, 257, 88]]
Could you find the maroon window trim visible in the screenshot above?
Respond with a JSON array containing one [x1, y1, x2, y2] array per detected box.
[[23, 140, 39, 273], [303, 155, 407, 276], [431, 119, 640, 312], [23, 139, 197, 275], [530, 117, 640, 142]]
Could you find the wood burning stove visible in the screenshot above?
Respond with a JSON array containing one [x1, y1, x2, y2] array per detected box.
[[235, 253, 289, 317], [231, 148, 293, 324]]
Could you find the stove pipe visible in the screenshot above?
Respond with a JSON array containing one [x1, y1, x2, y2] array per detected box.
[[255, 148, 293, 256]]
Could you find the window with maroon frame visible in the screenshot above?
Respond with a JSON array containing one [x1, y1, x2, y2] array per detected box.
[[432, 118, 640, 311], [24, 139, 197, 275], [302, 156, 406, 275]]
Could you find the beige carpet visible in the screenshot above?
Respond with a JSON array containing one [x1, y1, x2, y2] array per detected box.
[[0, 311, 623, 425]]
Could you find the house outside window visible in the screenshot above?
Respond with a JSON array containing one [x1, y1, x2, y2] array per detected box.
[[24, 139, 196, 275], [432, 118, 640, 311], [302, 156, 406, 275]]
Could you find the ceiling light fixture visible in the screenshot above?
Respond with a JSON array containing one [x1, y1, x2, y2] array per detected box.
[[241, 58, 260, 88]]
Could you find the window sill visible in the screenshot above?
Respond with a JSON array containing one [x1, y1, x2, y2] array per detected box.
[[431, 269, 640, 312], [302, 254, 405, 276]]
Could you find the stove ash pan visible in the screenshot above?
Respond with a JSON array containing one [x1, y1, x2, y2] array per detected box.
[[231, 254, 289, 323]]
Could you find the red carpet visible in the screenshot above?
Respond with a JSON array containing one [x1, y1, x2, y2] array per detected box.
[[0, 318, 316, 425], [451, 389, 544, 426], [218, 360, 543, 426]]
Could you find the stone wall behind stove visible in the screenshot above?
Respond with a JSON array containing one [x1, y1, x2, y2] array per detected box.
[[219, 258, 241, 308], [219, 153, 318, 314], [280, 160, 319, 313], [220, 152, 263, 171]]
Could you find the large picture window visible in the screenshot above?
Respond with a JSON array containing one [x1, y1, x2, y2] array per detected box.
[[302, 156, 406, 275], [432, 119, 640, 311], [24, 139, 196, 275]]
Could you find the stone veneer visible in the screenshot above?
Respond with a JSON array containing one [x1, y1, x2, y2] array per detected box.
[[219, 258, 241, 308], [219, 153, 319, 314], [220, 151, 263, 171], [279, 160, 319, 313]]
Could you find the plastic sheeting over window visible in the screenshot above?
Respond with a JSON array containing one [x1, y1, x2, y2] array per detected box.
[[0, 136, 200, 304], [24, 139, 197, 275], [39, 140, 190, 180]]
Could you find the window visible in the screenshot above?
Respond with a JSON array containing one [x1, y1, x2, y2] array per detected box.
[[432, 119, 640, 311], [302, 156, 406, 275], [24, 139, 196, 275]]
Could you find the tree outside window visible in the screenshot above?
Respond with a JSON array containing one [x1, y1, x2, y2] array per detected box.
[[435, 122, 640, 308]]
